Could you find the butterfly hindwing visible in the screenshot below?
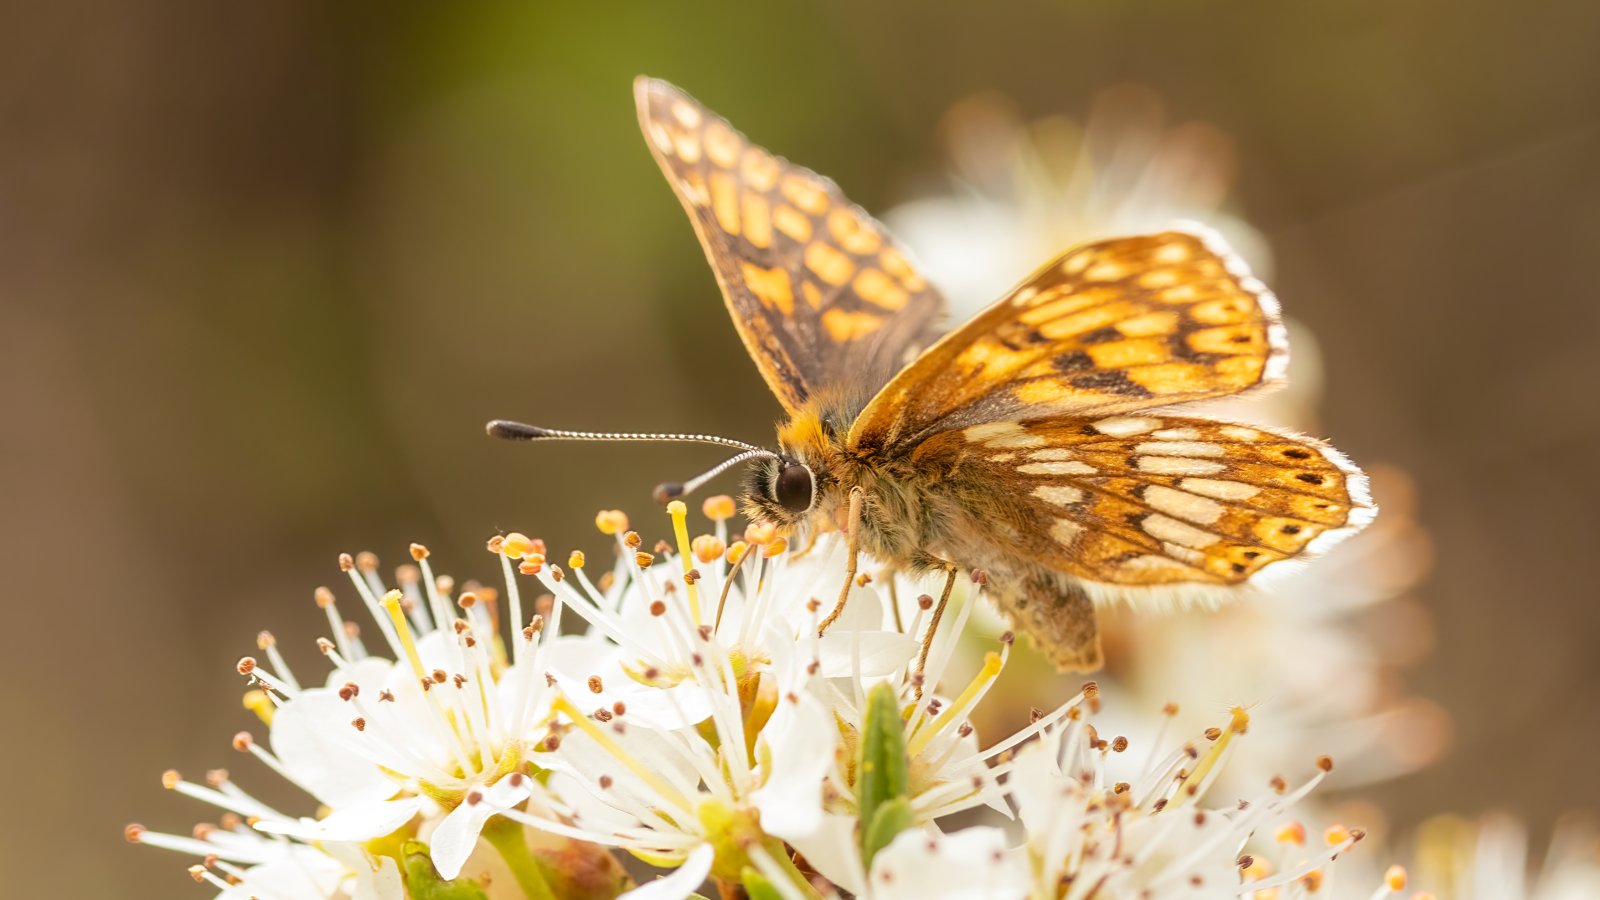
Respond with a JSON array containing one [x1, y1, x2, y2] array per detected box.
[[636, 78, 946, 414], [918, 415, 1374, 597], [848, 230, 1287, 454]]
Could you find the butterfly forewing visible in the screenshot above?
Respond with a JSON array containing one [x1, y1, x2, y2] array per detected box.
[[848, 231, 1287, 454], [919, 415, 1373, 593], [635, 78, 946, 413]]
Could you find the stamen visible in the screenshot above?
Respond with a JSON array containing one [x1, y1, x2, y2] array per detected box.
[[379, 590, 428, 684], [908, 650, 1004, 757], [552, 694, 692, 814]]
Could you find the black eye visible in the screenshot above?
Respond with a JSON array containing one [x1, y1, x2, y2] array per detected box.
[[774, 462, 814, 514]]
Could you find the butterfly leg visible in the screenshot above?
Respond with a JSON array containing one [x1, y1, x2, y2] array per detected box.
[[817, 486, 865, 636], [912, 565, 960, 701]]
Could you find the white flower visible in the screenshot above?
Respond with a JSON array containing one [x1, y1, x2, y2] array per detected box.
[[884, 84, 1269, 318], [1008, 704, 1363, 899], [1341, 813, 1600, 900], [125, 771, 401, 900], [487, 500, 859, 895]]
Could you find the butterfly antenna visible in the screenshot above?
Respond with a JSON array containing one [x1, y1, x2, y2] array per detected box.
[[486, 419, 778, 502], [653, 448, 777, 503]]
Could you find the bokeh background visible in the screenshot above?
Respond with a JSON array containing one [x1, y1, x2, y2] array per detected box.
[[4, 2, 1599, 896]]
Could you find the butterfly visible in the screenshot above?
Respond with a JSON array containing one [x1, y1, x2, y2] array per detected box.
[[490, 77, 1375, 672]]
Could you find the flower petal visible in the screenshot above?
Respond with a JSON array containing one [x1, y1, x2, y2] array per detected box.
[[620, 842, 714, 900], [255, 797, 423, 843], [868, 826, 1027, 900]]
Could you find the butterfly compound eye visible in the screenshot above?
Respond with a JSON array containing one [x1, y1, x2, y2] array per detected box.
[[774, 462, 815, 514]]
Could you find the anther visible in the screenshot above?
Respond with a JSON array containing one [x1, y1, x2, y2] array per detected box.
[[692, 535, 724, 564], [409, 543, 429, 561], [314, 586, 335, 608], [568, 550, 585, 569], [649, 600, 667, 616], [501, 533, 533, 558], [124, 824, 145, 843], [703, 495, 736, 521], [918, 594, 934, 610], [458, 591, 478, 608], [232, 732, 252, 751], [338, 553, 354, 572], [485, 535, 505, 554], [355, 551, 378, 573], [256, 631, 275, 649], [235, 657, 256, 676], [623, 531, 642, 550], [1315, 755, 1334, 772], [595, 510, 629, 535], [587, 675, 604, 694], [635, 551, 654, 568], [1111, 736, 1129, 752]]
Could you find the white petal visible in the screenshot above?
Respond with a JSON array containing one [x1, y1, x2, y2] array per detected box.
[[782, 813, 865, 896], [323, 843, 405, 900], [270, 683, 399, 809], [753, 691, 835, 840], [620, 842, 714, 900], [815, 631, 917, 678], [255, 797, 423, 843], [868, 826, 1027, 900], [429, 779, 532, 880]]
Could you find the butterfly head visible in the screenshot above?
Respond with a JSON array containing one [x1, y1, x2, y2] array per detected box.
[[743, 454, 819, 527]]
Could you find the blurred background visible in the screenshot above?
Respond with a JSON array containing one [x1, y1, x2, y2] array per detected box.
[[4, 1, 1598, 895]]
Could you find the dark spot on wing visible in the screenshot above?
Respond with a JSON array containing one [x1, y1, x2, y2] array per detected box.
[[1295, 473, 1325, 485], [1052, 351, 1095, 372], [1070, 370, 1154, 397], [1282, 448, 1312, 460], [1080, 327, 1123, 344]]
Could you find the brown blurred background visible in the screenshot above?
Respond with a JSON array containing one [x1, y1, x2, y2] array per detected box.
[[3, 1, 1598, 895]]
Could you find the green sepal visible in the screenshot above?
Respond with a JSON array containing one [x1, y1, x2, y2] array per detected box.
[[741, 865, 786, 900], [862, 796, 915, 868], [401, 840, 490, 900], [858, 682, 912, 867]]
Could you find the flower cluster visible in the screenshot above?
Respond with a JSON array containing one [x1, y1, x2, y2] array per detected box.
[[131, 498, 1381, 899]]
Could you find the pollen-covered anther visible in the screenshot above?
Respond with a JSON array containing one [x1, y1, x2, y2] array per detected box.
[[917, 594, 934, 610], [1111, 736, 1129, 752], [235, 657, 256, 676], [744, 521, 776, 544], [338, 553, 354, 572], [231, 732, 253, 752], [587, 675, 604, 694], [162, 769, 182, 789], [355, 551, 379, 573], [684, 568, 702, 585], [1204, 727, 1222, 741], [396, 564, 419, 586], [409, 542, 429, 561], [549, 564, 565, 583], [762, 537, 788, 557], [255, 631, 275, 649], [623, 530, 643, 550], [1276, 821, 1307, 845], [1299, 870, 1324, 891], [1315, 754, 1334, 772], [1270, 774, 1288, 793], [519, 555, 544, 576], [999, 630, 1015, 645], [1081, 680, 1099, 698], [500, 533, 534, 559], [568, 550, 585, 569], [316, 638, 335, 654], [725, 541, 750, 565], [205, 769, 229, 787], [352, 717, 366, 731], [653, 539, 672, 556], [485, 535, 505, 554], [458, 590, 478, 608], [634, 551, 655, 569], [969, 568, 988, 586], [1384, 865, 1407, 890], [649, 600, 667, 617], [124, 823, 146, 843], [338, 682, 360, 701], [431, 669, 447, 684], [1324, 824, 1351, 845], [703, 494, 736, 521], [691, 535, 724, 564], [313, 586, 335, 608], [187, 865, 207, 882], [595, 510, 629, 535]]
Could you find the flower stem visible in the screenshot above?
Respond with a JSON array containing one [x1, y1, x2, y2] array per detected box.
[[481, 815, 557, 900]]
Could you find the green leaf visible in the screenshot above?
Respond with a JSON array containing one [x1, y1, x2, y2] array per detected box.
[[858, 682, 912, 867], [401, 840, 490, 900]]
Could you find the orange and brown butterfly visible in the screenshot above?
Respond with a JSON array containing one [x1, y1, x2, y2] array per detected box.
[[490, 77, 1374, 672]]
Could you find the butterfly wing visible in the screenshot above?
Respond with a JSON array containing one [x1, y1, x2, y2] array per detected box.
[[917, 415, 1374, 598], [636, 78, 946, 414], [847, 229, 1287, 454]]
